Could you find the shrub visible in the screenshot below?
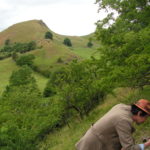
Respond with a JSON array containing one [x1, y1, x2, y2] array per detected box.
[[63, 38, 72, 47], [87, 41, 93, 48], [45, 31, 53, 40], [16, 54, 35, 67]]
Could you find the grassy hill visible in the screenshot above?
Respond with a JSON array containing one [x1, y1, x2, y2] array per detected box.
[[0, 19, 99, 95]]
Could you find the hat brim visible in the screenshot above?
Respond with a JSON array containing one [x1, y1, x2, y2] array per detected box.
[[134, 104, 150, 116]]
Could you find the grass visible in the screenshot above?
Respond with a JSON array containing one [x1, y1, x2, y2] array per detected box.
[[0, 57, 48, 96], [37, 86, 150, 150], [72, 47, 100, 59], [33, 72, 48, 93], [0, 58, 18, 95]]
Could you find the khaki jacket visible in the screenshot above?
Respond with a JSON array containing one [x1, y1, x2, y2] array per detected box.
[[75, 104, 141, 150]]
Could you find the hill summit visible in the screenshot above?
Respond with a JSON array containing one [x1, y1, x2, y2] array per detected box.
[[0, 20, 51, 45]]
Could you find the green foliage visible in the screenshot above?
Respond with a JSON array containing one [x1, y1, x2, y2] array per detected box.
[[57, 57, 64, 63], [16, 54, 35, 67], [12, 52, 18, 61], [5, 39, 10, 45], [28, 41, 37, 50], [87, 41, 93, 48], [0, 66, 65, 149], [95, 0, 150, 88], [87, 38, 93, 48], [45, 59, 115, 119], [9, 66, 36, 87], [0, 41, 37, 60], [63, 38, 72, 47], [45, 31, 53, 40], [43, 80, 56, 97]]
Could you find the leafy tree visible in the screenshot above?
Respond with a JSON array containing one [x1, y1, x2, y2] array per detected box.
[[63, 38, 72, 47], [87, 41, 93, 48], [45, 31, 53, 40], [87, 38, 93, 48], [16, 54, 35, 67], [95, 0, 150, 88], [9, 66, 36, 87], [46, 60, 114, 119]]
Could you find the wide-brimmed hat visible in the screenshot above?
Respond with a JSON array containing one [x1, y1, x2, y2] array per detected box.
[[134, 99, 150, 115]]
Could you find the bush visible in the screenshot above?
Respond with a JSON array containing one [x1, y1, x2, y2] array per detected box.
[[45, 31, 53, 40], [87, 41, 93, 48], [0, 67, 65, 149], [63, 38, 72, 47], [43, 81, 56, 97], [16, 54, 35, 67], [57, 57, 63, 63]]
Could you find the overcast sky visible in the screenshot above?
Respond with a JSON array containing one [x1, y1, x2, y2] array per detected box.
[[0, 0, 107, 36]]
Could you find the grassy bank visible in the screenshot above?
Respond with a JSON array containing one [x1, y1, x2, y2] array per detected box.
[[38, 86, 150, 150]]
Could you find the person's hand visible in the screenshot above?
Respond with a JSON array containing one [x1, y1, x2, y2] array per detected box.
[[144, 139, 150, 148]]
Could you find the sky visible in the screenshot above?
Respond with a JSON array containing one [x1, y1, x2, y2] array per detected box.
[[0, 0, 108, 36]]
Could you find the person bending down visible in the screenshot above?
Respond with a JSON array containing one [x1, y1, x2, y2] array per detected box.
[[75, 99, 150, 150]]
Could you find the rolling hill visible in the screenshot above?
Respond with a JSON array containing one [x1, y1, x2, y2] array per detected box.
[[0, 19, 100, 95]]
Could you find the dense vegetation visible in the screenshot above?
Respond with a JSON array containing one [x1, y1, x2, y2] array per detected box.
[[0, 66, 64, 150], [63, 38, 72, 47], [0, 40, 37, 60], [95, 0, 150, 88], [0, 0, 149, 149]]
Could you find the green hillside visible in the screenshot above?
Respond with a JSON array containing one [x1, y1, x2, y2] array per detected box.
[[0, 20, 99, 95], [1, 1, 149, 148], [38, 87, 150, 150]]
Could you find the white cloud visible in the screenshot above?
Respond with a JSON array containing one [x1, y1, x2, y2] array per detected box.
[[0, 0, 107, 35]]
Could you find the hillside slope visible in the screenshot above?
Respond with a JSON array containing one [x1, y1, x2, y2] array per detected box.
[[0, 20, 99, 95], [38, 87, 150, 150]]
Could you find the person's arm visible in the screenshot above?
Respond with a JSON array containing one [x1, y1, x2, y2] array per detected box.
[[144, 139, 150, 148], [116, 119, 141, 150]]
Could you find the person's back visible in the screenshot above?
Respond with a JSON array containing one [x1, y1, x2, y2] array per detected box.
[[76, 103, 140, 150]]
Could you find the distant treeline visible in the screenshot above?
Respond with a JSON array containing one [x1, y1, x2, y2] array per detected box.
[[0, 40, 37, 60]]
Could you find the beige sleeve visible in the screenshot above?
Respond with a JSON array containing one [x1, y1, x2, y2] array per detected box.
[[115, 119, 141, 150]]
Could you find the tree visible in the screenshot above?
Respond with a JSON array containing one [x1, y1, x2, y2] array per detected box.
[[45, 31, 53, 40], [87, 41, 93, 48], [63, 38, 72, 47], [9, 66, 36, 87], [16, 54, 35, 67], [95, 0, 150, 88]]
